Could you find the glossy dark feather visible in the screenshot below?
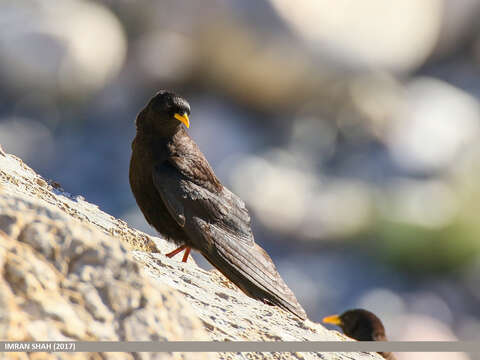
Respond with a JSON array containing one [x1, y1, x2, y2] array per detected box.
[[129, 91, 306, 319], [327, 309, 396, 360]]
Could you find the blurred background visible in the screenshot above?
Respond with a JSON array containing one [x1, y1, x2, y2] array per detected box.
[[1, 0, 480, 358]]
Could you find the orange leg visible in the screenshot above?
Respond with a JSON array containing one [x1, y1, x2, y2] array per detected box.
[[165, 245, 187, 258], [165, 245, 191, 262], [181, 247, 191, 263]]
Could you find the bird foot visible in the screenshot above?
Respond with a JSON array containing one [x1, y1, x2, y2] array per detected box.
[[165, 245, 191, 262]]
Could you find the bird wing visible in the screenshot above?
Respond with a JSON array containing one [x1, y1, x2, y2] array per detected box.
[[167, 132, 222, 193], [152, 162, 306, 319], [153, 163, 253, 246], [152, 164, 186, 228]]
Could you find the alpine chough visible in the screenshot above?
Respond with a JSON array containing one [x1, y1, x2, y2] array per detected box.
[[129, 90, 306, 320]]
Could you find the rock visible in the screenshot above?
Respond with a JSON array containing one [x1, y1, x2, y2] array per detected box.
[[0, 150, 382, 360]]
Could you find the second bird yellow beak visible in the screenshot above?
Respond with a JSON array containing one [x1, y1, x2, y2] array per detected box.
[[322, 314, 342, 326], [174, 112, 190, 128]]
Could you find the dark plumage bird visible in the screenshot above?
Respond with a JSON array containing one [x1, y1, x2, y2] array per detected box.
[[323, 309, 396, 360], [129, 90, 306, 320]]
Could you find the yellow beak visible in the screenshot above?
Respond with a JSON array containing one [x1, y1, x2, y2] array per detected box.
[[322, 314, 342, 326], [174, 112, 190, 128]]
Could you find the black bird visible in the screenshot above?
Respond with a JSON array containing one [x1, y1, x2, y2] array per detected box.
[[129, 90, 306, 319], [323, 309, 396, 360]]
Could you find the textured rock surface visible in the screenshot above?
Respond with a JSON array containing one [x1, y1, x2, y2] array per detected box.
[[0, 149, 382, 360]]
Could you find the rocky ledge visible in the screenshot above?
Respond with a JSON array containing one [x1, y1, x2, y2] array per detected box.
[[0, 146, 381, 360]]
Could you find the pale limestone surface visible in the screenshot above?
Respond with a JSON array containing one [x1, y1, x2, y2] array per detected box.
[[0, 148, 381, 360]]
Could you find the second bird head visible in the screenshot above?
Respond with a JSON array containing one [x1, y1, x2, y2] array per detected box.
[[323, 308, 387, 342]]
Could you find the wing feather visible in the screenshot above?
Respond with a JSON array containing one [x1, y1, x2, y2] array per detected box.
[[152, 162, 306, 319]]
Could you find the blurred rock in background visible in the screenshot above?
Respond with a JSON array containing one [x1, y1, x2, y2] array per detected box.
[[1, 0, 480, 355]]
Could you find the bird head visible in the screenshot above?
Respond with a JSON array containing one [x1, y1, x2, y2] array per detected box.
[[136, 90, 191, 134], [322, 309, 386, 341]]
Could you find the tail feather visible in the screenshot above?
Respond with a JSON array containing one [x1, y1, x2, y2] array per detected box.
[[196, 220, 307, 319]]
